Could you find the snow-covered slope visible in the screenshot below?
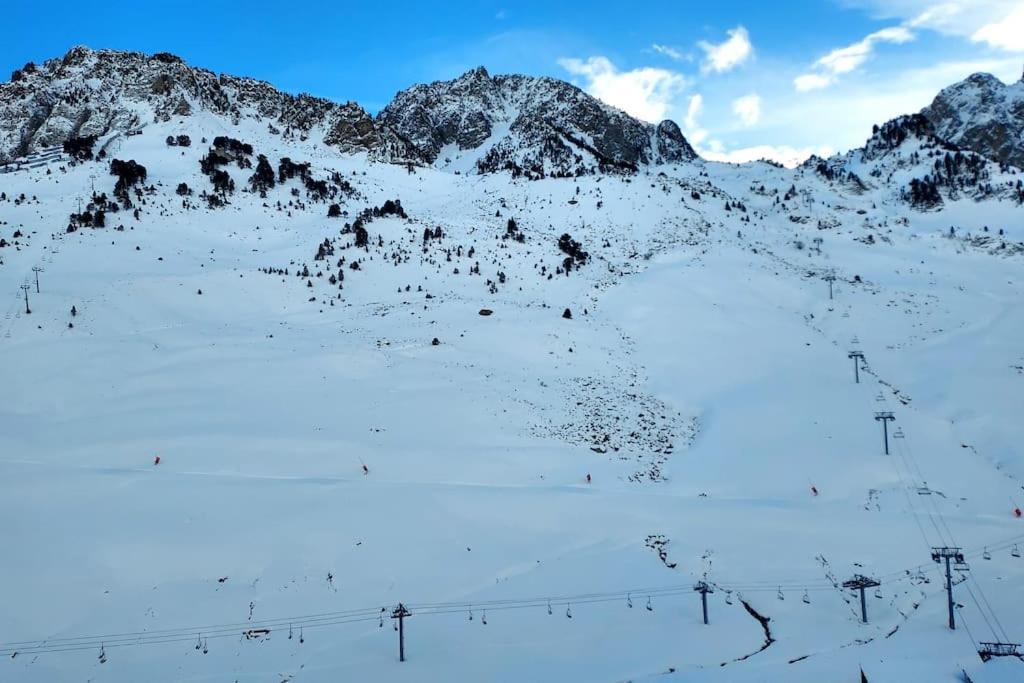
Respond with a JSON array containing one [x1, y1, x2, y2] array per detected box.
[[812, 112, 1024, 209], [1, 50, 1023, 683]]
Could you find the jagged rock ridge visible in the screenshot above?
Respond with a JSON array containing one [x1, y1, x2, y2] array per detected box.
[[1, 48, 696, 176], [378, 66, 696, 176], [922, 71, 1024, 169], [0, 46, 402, 163]]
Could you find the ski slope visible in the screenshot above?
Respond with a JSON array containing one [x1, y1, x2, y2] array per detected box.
[[1, 113, 1023, 682]]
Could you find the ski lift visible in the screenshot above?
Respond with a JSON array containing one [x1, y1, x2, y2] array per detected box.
[[547, 599, 552, 616], [626, 593, 633, 609], [725, 591, 733, 605], [983, 548, 992, 561], [777, 586, 785, 601], [1012, 544, 1021, 558], [893, 427, 905, 439], [646, 596, 653, 611], [566, 604, 573, 619], [98, 643, 107, 664], [916, 483, 932, 496], [202, 639, 208, 655], [290, 623, 295, 638], [875, 392, 886, 402], [299, 627, 304, 644], [802, 590, 810, 604], [874, 587, 883, 599], [195, 633, 202, 651], [468, 608, 473, 621], [954, 560, 970, 572], [481, 609, 487, 626]]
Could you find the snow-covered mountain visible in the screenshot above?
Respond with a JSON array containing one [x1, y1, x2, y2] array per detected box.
[[1, 48, 1023, 683], [0, 46, 406, 162], [378, 66, 695, 176], [1, 47, 695, 176], [815, 111, 1024, 209], [922, 71, 1024, 169]]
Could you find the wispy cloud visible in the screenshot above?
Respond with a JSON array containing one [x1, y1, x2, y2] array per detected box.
[[651, 44, 685, 61], [683, 94, 708, 144], [844, 0, 1024, 51], [558, 56, 688, 122], [698, 26, 754, 74], [971, 5, 1024, 51], [701, 143, 833, 167], [794, 26, 915, 91], [732, 94, 762, 126]]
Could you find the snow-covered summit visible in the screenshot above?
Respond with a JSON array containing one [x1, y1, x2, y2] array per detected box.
[[0, 46, 405, 164], [812, 111, 1024, 209], [1, 49, 696, 176], [922, 71, 1024, 169], [379, 66, 696, 176]]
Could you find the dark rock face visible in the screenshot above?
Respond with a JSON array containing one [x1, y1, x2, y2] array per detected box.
[[0, 50, 697, 175], [0, 46, 396, 163], [922, 72, 1024, 168], [378, 67, 697, 176]]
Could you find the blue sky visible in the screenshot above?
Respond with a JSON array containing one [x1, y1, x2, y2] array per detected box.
[[3, 0, 1022, 163]]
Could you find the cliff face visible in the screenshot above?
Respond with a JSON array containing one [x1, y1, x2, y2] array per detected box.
[[0, 47, 391, 163], [922, 72, 1024, 169], [378, 66, 696, 176], [0, 49, 697, 176]]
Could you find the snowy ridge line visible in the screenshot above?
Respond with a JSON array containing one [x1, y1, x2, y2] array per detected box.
[[4, 532, 1024, 658]]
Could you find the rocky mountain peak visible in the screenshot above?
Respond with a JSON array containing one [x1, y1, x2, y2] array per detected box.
[[377, 68, 697, 176], [922, 72, 1024, 168], [1, 49, 696, 176]]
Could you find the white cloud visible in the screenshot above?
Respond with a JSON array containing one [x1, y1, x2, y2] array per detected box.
[[701, 143, 833, 168], [652, 44, 684, 61], [794, 73, 834, 92], [972, 5, 1024, 51], [558, 56, 687, 122], [732, 94, 762, 127], [794, 25, 915, 90], [680, 93, 816, 166], [845, 1, 1024, 51], [683, 94, 709, 144], [698, 26, 753, 74]]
